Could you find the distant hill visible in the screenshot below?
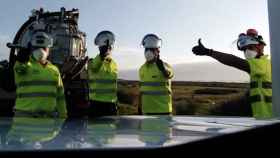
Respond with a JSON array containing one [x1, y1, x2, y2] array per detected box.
[[119, 62, 249, 83]]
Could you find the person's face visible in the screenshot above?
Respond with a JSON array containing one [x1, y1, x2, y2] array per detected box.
[[256, 44, 265, 54], [145, 48, 160, 63], [154, 48, 160, 57], [146, 48, 159, 57], [244, 44, 264, 56], [99, 45, 112, 55], [245, 45, 258, 51]]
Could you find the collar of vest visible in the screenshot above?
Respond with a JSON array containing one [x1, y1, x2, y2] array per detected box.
[[259, 55, 269, 59], [145, 62, 156, 65], [104, 56, 112, 62], [30, 57, 50, 66], [248, 55, 269, 61]]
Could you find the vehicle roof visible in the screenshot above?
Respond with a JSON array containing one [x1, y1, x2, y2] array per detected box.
[[0, 115, 279, 151]]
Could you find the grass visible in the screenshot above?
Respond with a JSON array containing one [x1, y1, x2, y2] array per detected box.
[[0, 79, 252, 117], [117, 80, 252, 116]]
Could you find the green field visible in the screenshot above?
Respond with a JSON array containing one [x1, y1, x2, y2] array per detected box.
[[117, 80, 252, 116], [0, 80, 252, 117]]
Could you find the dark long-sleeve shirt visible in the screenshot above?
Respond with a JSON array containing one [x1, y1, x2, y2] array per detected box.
[[209, 50, 250, 74]]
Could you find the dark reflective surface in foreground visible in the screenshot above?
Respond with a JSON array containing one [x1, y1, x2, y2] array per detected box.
[[0, 116, 279, 151]]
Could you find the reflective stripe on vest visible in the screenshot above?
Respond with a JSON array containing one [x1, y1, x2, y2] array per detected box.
[[17, 80, 57, 87], [17, 92, 56, 98], [89, 79, 117, 95], [140, 81, 170, 96], [15, 110, 58, 118], [250, 81, 272, 89], [141, 91, 171, 96], [250, 95, 272, 103], [140, 81, 169, 87], [89, 79, 116, 84], [90, 89, 116, 94]]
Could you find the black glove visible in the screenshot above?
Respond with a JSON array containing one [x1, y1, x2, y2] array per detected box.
[[99, 46, 109, 60], [192, 39, 213, 56], [16, 47, 31, 63], [156, 58, 165, 72], [156, 58, 170, 77]]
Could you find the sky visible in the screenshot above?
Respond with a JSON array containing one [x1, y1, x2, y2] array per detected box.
[[0, 0, 270, 71]]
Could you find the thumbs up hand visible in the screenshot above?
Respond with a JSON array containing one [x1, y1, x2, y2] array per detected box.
[[192, 39, 212, 56]]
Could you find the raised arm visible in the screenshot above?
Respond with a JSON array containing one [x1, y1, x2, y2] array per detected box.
[[88, 55, 103, 73], [156, 58, 174, 79], [192, 39, 250, 73]]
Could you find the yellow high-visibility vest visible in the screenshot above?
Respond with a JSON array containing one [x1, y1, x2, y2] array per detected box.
[[138, 117, 171, 146], [87, 120, 116, 146], [248, 55, 272, 119], [88, 55, 118, 103], [139, 62, 174, 114], [14, 58, 67, 118], [7, 117, 64, 143]]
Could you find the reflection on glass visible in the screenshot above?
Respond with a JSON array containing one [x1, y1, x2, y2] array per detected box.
[[0, 116, 279, 151], [5, 117, 65, 150], [138, 116, 172, 147], [0, 118, 13, 149], [87, 118, 117, 147], [55, 119, 89, 149]]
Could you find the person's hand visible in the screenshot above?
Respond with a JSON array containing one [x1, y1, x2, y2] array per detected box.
[[99, 52, 107, 60], [16, 47, 31, 63], [156, 58, 165, 72], [192, 39, 212, 56], [99, 46, 110, 60], [156, 57, 171, 78]]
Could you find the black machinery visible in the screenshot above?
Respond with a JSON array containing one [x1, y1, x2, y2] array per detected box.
[[0, 8, 90, 117]]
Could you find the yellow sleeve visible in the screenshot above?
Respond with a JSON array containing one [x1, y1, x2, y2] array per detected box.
[[56, 72, 67, 118], [14, 61, 30, 75], [89, 55, 103, 73], [164, 62, 174, 79], [139, 65, 145, 81], [113, 60, 118, 75]]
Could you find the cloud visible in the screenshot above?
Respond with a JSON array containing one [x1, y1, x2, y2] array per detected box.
[[119, 61, 249, 82], [115, 47, 250, 82], [114, 46, 143, 54], [163, 53, 215, 65], [0, 35, 10, 60], [112, 46, 144, 70], [112, 45, 223, 70], [172, 61, 249, 82]]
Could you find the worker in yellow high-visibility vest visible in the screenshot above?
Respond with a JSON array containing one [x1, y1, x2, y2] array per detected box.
[[88, 31, 118, 117], [7, 117, 65, 146], [192, 29, 272, 119], [14, 31, 67, 118], [138, 116, 172, 147], [139, 34, 174, 115]]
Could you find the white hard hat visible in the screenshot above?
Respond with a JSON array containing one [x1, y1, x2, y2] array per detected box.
[[94, 31, 115, 47], [141, 34, 162, 48], [31, 31, 53, 48], [237, 34, 259, 50]]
